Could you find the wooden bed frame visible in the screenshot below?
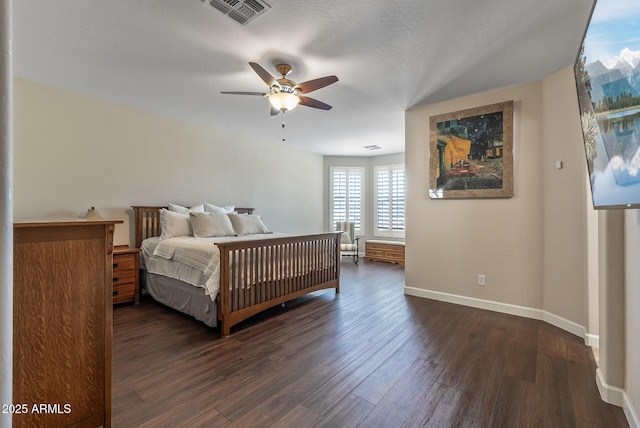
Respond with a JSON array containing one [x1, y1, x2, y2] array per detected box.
[[132, 206, 342, 336]]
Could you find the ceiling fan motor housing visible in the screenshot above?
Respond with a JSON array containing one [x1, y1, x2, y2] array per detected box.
[[273, 79, 298, 94]]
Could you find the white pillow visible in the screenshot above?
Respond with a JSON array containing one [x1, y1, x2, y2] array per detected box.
[[204, 202, 235, 214], [189, 212, 236, 238], [168, 203, 205, 214], [159, 209, 191, 240], [227, 213, 270, 235]]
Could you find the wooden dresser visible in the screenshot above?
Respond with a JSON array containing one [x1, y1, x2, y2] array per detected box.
[[112, 246, 140, 305], [13, 219, 121, 428]]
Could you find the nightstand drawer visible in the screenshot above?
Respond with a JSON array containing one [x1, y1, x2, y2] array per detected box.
[[113, 282, 135, 304], [113, 256, 135, 272], [112, 246, 140, 305], [113, 270, 136, 287]]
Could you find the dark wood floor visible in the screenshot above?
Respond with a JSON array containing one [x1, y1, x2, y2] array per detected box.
[[112, 261, 628, 427]]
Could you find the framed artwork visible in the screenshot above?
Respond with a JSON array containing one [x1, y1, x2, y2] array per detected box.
[[429, 100, 514, 199]]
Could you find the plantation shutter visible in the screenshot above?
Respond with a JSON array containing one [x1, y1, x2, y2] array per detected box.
[[330, 167, 364, 233], [375, 164, 405, 237]]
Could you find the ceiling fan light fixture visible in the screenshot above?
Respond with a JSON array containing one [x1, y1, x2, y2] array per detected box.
[[268, 92, 300, 112]]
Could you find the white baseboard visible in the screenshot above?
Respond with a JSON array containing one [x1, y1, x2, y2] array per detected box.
[[624, 393, 640, 428], [541, 310, 586, 339], [404, 285, 540, 318], [585, 333, 599, 348], [596, 368, 639, 428], [596, 368, 625, 407], [403, 286, 587, 340]]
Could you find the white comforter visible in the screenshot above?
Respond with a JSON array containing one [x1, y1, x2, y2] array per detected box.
[[147, 233, 289, 300]]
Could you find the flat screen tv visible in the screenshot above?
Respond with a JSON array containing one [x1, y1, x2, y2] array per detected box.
[[575, 0, 640, 209]]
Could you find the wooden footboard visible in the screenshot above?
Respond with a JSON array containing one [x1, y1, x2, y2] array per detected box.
[[216, 233, 341, 336], [132, 206, 341, 337]]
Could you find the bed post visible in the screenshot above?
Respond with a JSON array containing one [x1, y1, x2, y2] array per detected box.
[[335, 232, 341, 294], [218, 245, 231, 338], [131, 206, 165, 249], [133, 206, 143, 249]]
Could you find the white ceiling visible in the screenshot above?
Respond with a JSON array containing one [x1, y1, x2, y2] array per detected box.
[[13, 0, 594, 156]]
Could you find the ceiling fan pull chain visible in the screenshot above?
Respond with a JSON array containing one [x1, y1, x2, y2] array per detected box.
[[282, 110, 286, 141]]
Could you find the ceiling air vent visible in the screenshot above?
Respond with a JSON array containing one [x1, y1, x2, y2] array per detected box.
[[204, 0, 271, 26]]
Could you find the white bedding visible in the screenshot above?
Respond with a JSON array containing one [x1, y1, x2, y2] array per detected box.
[[141, 233, 289, 300]]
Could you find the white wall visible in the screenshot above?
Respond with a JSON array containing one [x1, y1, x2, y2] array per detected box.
[[13, 79, 324, 245], [0, 1, 12, 425]]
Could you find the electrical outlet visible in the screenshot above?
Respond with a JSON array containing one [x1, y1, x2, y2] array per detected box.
[[477, 274, 486, 286]]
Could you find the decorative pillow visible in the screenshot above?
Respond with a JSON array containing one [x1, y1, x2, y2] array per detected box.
[[204, 202, 235, 214], [227, 213, 270, 235], [189, 212, 236, 238], [159, 209, 191, 240], [168, 203, 205, 214]]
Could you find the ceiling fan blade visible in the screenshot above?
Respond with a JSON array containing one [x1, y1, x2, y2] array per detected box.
[[296, 76, 338, 94], [299, 96, 332, 110], [249, 62, 278, 88], [221, 91, 266, 96]]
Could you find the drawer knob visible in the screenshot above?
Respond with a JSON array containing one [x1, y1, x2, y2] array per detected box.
[[113, 263, 118, 268], [113, 290, 118, 296], [113, 277, 118, 282]]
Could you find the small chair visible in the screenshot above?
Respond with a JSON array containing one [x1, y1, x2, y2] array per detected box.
[[336, 221, 359, 263]]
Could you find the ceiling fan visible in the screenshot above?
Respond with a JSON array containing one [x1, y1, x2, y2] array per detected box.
[[222, 62, 338, 115]]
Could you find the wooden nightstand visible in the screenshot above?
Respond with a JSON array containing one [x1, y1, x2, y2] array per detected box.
[[113, 245, 140, 304]]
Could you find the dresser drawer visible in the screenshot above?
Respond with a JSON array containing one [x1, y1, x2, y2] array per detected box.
[[113, 282, 136, 304]]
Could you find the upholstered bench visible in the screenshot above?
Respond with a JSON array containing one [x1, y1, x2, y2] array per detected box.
[[364, 240, 405, 265]]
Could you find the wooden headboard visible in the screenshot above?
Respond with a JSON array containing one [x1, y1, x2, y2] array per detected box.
[[131, 206, 255, 249]]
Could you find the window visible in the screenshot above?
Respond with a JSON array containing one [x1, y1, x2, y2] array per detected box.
[[375, 164, 405, 237], [330, 167, 364, 233]]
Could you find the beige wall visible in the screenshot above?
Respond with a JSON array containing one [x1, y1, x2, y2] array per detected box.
[[626, 210, 640, 424], [13, 79, 324, 245], [405, 80, 546, 312], [540, 67, 588, 328], [405, 67, 591, 329]]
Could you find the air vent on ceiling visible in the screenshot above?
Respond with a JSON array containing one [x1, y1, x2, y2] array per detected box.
[[203, 0, 271, 26]]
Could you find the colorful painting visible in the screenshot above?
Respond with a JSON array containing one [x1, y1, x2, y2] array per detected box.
[[429, 100, 514, 199], [575, 0, 640, 208]]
